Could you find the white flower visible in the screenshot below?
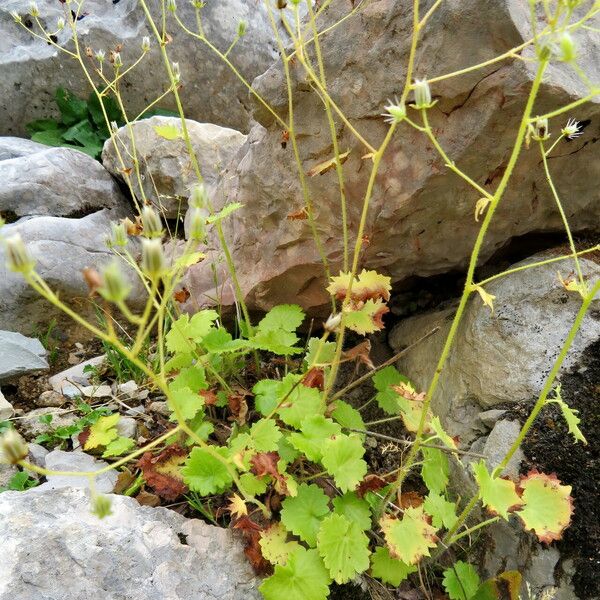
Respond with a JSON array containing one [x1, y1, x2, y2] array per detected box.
[[95, 49, 106, 62], [562, 118, 583, 140], [28, 2, 39, 17], [141, 36, 151, 52], [382, 97, 406, 124], [10, 11, 22, 23], [412, 79, 432, 109]]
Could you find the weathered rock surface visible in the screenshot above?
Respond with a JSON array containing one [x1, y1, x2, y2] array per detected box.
[[0, 0, 281, 135], [183, 0, 600, 313], [0, 145, 123, 219], [0, 486, 261, 599], [0, 390, 14, 421], [48, 355, 106, 396], [0, 209, 141, 334], [0, 137, 47, 160], [389, 252, 600, 443], [102, 117, 246, 218], [43, 449, 117, 493], [17, 407, 78, 440], [0, 330, 48, 381]]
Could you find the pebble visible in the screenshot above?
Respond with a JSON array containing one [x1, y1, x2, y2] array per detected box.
[[0, 389, 15, 420], [35, 390, 66, 408]]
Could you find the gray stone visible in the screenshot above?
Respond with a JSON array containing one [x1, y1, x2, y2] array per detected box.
[[390, 253, 600, 443], [0, 486, 261, 599], [147, 400, 170, 417], [116, 416, 137, 440], [35, 390, 66, 408], [0, 463, 18, 487], [0, 330, 48, 381], [42, 449, 117, 493], [0, 210, 143, 334], [0, 137, 47, 160], [17, 407, 78, 440], [482, 420, 524, 479], [27, 443, 49, 467], [102, 117, 246, 218], [183, 0, 600, 314], [117, 380, 138, 398], [0, 389, 14, 420], [478, 409, 507, 429], [0, 0, 283, 135], [0, 146, 124, 219], [49, 355, 106, 395], [79, 384, 112, 399]]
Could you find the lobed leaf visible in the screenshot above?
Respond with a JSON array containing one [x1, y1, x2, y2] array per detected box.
[[321, 434, 368, 493], [280, 483, 330, 547], [370, 546, 416, 587], [442, 561, 481, 600], [473, 460, 522, 520], [181, 446, 233, 496]]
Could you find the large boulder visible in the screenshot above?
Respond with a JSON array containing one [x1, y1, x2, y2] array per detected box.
[[388, 251, 600, 443], [0, 330, 48, 381], [0, 145, 124, 219], [0, 0, 282, 135], [183, 0, 600, 313], [102, 117, 246, 218], [0, 486, 261, 599]]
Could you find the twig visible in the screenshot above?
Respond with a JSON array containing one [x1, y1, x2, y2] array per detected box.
[[329, 326, 441, 403]]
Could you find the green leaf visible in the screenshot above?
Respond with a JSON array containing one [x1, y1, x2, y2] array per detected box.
[[239, 472, 268, 496], [330, 400, 366, 432], [186, 412, 214, 444], [321, 434, 367, 493], [442, 561, 481, 600], [373, 366, 408, 414], [332, 491, 371, 531], [102, 436, 135, 458], [515, 471, 573, 543], [423, 493, 458, 530], [31, 129, 66, 147], [259, 547, 331, 600], [258, 304, 305, 333], [278, 380, 324, 429], [170, 365, 207, 393], [547, 385, 587, 444], [87, 92, 121, 130], [253, 379, 280, 416], [166, 311, 219, 354], [473, 460, 522, 520], [206, 202, 243, 224], [429, 416, 457, 450], [280, 483, 330, 547], [201, 328, 248, 354], [181, 446, 233, 495], [472, 572, 521, 600], [56, 87, 88, 125], [380, 506, 438, 565], [260, 522, 302, 566], [289, 415, 341, 462], [370, 546, 416, 586], [305, 337, 336, 366], [26, 119, 60, 133], [174, 251, 205, 270], [251, 329, 302, 355], [317, 513, 371, 584], [84, 413, 120, 449], [153, 123, 182, 140], [278, 434, 300, 465], [421, 447, 449, 495], [168, 386, 205, 421], [343, 299, 386, 335], [0, 471, 38, 493], [249, 419, 282, 452]]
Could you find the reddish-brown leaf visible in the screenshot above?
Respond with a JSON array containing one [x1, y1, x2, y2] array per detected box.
[[228, 393, 249, 426], [173, 287, 190, 303], [343, 340, 374, 370], [398, 490, 424, 510], [357, 474, 387, 498], [201, 389, 219, 406], [302, 367, 324, 390], [82, 267, 101, 295], [138, 444, 188, 501], [286, 207, 308, 220], [233, 517, 272, 575], [78, 427, 91, 448], [250, 451, 289, 495], [135, 489, 161, 507]]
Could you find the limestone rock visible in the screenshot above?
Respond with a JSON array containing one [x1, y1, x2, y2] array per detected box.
[[42, 449, 117, 493], [102, 117, 246, 218], [0, 486, 261, 599], [389, 252, 600, 443], [48, 355, 106, 396], [183, 0, 600, 313], [0, 137, 47, 160], [0, 390, 14, 421], [0, 330, 48, 381], [0, 146, 124, 219], [0, 0, 281, 135], [17, 407, 78, 440]]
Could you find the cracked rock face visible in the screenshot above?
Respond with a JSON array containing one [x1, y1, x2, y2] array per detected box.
[[0, 486, 261, 600], [0, 0, 280, 135], [389, 251, 600, 443], [183, 0, 600, 314]]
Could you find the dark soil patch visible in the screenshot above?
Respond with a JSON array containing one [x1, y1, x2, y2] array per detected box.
[[518, 339, 600, 598]]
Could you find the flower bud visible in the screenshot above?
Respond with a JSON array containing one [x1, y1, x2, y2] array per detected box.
[[141, 205, 164, 239], [91, 494, 113, 519], [141, 36, 151, 52], [5, 233, 36, 274], [113, 52, 123, 69], [141, 238, 165, 278], [10, 11, 22, 23], [531, 116, 550, 141], [383, 98, 406, 124], [110, 121, 119, 133], [99, 261, 131, 303], [537, 41, 552, 62], [56, 17, 65, 30], [0, 429, 28, 465], [96, 49, 106, 63], [324, 313, 342, 332], [188, 207, 207, 241], [108, 221, 128, 247], [237, 20, 247, 37], [412, 79, 432, 109], [167, 0, 177, 11], [171, 61, 181, 84], [29, 2, 39, 17], [558, 32, 576, 62], [189, 183, 209, 209]]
